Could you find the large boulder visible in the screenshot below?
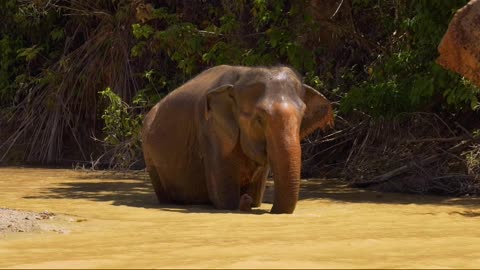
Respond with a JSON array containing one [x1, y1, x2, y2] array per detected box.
[[437, 0, 480, 87]]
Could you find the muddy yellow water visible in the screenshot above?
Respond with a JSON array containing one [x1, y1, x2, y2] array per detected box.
[[1, 168, 480, 268]]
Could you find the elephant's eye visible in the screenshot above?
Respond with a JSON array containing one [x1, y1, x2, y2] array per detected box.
[[254, 116, 263, 126]]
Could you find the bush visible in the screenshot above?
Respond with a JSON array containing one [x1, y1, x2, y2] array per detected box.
[[2, 0, 480, 169], [98, 87, 144, 169], [130, 0, 324, 102], [340, 0, 479, 118]]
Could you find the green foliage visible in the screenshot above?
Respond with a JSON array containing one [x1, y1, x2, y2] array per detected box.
[[2, 0, 480, 166], [340, 0, 479, 118], [132, 24, 155, 39], [130, 0, 320, 94], [0, 0, 63, 107], [99, 87, 145, 169], [17, 45, 43, 62], [99, 87, 143, 146]]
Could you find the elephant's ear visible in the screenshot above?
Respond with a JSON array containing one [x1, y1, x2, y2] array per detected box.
[[205, 84, 239, 146], [300, 84, 334, 139]]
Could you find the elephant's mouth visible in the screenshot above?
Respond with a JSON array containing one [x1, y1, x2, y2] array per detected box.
[[240, 134, 268, 166]]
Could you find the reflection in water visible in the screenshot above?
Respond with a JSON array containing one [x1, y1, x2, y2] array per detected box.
[[1, 168, 480, 268]]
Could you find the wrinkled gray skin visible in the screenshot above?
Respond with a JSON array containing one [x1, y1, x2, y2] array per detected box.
[[142, 65, 333, 214]]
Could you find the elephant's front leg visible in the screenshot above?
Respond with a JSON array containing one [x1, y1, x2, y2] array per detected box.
[[204, 155, 243, 210], [206, 172, 241, 210]]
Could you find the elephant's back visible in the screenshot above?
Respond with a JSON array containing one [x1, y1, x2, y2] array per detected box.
[[142, 67, 238, 202], [143, 65, 244, 143], [142, 90, 208, 202], [141, 65, 247, 202], [142, 87, 201, 166]]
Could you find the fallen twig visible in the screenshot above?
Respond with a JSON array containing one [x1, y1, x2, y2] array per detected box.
[[351, 138, 473, 187]]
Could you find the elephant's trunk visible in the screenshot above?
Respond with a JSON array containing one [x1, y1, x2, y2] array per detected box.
[[266, 112, 302, 214]]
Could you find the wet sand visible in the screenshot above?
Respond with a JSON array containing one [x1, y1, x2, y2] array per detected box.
[[1, 167, 480, 268]]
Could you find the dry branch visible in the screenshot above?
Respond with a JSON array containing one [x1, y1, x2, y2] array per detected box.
[[1, 0, 142, 164], [352, 139, 471, 187], [303, 112, 480, 195]]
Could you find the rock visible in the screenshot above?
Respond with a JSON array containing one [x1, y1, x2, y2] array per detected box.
[[437, 0, 480, 87], [0, 208, 70, 236]]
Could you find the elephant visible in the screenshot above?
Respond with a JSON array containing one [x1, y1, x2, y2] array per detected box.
[[142, 65, 333, 214]]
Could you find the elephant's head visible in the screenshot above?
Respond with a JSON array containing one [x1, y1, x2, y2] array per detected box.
[[206, 67, 333, 213]]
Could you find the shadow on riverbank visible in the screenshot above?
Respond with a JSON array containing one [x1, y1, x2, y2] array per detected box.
[[22, 170, 480, 214]]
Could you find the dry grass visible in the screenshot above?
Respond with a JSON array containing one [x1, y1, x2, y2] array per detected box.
[[1, 0, 142, 164], [303, 112, 480, 195]]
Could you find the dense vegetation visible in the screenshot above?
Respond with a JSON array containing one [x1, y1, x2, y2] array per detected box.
[[0, 0, 478, 180]]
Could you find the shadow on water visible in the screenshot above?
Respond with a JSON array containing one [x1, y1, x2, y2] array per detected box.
[[24, 171, 480, 213], [299, 179, 480, 208], [24, 179, 160, 208], [24, 171, 271, 215]]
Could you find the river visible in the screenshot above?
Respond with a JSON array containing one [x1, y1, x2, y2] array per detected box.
[[1, 168, 480, 268]]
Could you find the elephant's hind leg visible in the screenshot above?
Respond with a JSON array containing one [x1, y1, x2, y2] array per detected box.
[[147, 167, 171, 203]]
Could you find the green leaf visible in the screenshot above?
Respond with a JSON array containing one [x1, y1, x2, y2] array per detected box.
[[16, 46, 43, 61], [132, 24, 155, 39], [50, 28, 64, 41]]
